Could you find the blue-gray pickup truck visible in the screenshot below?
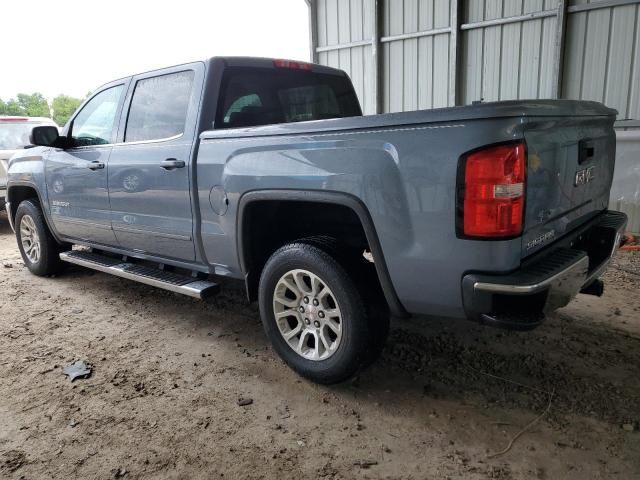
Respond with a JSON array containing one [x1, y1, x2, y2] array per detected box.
[[5, 57, 627, 384]]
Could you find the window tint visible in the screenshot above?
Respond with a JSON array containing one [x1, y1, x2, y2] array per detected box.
[[125, 70, 194, 143], [217, 67, 361, 129], [224, 94, 261, 123], [71, 85, 124, 147], [277, 85, 338, 123]]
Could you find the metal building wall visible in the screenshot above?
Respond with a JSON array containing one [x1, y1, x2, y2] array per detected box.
[[309, 0, 640, 122], [460, 0, 559, 104], [309, 0, 640, 230], [316, 0, 378, 114], [564, 0, 640, 122], [382, 0, 453, 112]]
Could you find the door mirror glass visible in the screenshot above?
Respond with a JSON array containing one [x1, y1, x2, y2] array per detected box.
[[30, 125, 60, 147], [70, 85, 124, 147]]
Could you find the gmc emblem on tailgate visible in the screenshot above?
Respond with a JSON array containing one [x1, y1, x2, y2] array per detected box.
[[575, 166, 596, 186]]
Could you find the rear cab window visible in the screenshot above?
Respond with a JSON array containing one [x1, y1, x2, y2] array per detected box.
[[216, 66, 361, 129]]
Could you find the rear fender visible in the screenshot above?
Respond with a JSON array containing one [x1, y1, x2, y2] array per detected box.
[[237, 190, 408, 318]]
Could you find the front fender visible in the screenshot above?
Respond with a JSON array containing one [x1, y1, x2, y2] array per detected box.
[[7, 147, 50, 201], [6, 147, 58, 239]]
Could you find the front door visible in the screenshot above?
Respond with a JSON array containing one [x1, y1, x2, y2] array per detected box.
[[108, 66, 202, 262], [45, 83, 127, 245]]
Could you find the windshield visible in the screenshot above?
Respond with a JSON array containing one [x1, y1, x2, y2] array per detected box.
[[0, 122, 47, 150]]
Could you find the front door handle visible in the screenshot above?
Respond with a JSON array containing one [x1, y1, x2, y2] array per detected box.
[[87, 161, 105, 170], [161, 158, 185, 170]]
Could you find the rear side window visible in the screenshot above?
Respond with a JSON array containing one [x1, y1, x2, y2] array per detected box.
[[216, 67, 361, 129], [125, 70, 194, 142]]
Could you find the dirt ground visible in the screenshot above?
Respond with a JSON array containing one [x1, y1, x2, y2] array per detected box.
[[0, 213, 639, 480]]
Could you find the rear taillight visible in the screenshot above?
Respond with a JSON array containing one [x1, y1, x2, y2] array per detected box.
[[459, 142, 526, 238], [273, 59, 311, 70]]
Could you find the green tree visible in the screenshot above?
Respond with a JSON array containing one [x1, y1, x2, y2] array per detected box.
[[51, 95, 82, 126], [0, 93, 50, 117], [5, 98, 25, 115], [16, 93, 50, 117]]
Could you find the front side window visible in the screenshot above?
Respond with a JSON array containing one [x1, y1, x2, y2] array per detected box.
[[125, 70, 194, 143], [71, 85, 124, 147]]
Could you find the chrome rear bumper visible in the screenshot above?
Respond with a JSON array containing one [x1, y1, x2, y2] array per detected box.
[[462, 210, 628, 330]]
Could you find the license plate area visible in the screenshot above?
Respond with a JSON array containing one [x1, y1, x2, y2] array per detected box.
[[571, 224, 619, 273]]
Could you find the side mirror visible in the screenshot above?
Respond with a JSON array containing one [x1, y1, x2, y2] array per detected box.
[[30, 125, 61, 147]]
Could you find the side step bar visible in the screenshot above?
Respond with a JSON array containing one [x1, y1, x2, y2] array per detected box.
[[59, 251, 219, 299]]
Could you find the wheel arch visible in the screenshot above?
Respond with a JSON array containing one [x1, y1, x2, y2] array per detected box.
[[236, 190, 408, 318], [7, 183, 61, 242]]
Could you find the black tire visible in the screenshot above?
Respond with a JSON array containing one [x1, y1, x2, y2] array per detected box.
[[296, 236, 390, 368], [15, 199, 65, 276], [259, 242, 370, 384]]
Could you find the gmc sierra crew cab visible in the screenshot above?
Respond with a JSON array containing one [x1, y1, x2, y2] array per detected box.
[[5, 57, 627, 384]]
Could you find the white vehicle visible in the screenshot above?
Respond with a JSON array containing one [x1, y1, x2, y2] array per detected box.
[[0, 116, 58, 210]]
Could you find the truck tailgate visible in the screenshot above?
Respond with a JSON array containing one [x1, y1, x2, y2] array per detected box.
[[522, 105, 617, 257]]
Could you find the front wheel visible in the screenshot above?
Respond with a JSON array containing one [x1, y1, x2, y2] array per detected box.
[[15, 199, 65, 276], [258, 242, 371, 384]]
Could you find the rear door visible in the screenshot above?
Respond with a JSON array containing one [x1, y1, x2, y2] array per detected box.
[[45, 81, 128, 244], [108, 63, 203, 261]]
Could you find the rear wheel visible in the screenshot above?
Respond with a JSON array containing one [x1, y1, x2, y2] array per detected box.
[[15, 199, 65, 276], [294, 236, 390, 368], [259, 242, 373, 384]]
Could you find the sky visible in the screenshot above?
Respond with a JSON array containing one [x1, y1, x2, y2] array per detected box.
[[0, 0, 310, 100]]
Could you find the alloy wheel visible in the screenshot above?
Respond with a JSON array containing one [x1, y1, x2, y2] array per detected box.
[[20, 214, 41, 263], [272, 269, 343, 361]]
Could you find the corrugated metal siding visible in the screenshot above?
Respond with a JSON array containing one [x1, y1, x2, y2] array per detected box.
[[564, 0, 640, 121], [312, 0, 640, 228], [316, 0, 378, 114], [460, 0, 559, 104], [382, 0, 452, 112], [610, 130, 640, 233], [315, 0, 455, 114], [313, 0, 640, 120]]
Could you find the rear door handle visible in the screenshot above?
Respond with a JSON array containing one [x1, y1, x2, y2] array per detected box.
[[87, 161, 105, 170], [161, 158, 185, 170]]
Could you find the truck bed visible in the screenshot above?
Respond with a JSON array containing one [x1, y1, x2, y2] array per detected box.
[[196, 99, 617, 319]]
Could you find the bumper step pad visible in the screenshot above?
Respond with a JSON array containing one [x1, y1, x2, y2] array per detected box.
[[59, 250, 219, 299]]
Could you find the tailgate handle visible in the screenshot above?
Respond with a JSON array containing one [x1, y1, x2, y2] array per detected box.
[[578, 139, 595, 164]]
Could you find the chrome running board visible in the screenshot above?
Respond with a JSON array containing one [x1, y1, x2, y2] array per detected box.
[[59, 250, 219, 299]]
